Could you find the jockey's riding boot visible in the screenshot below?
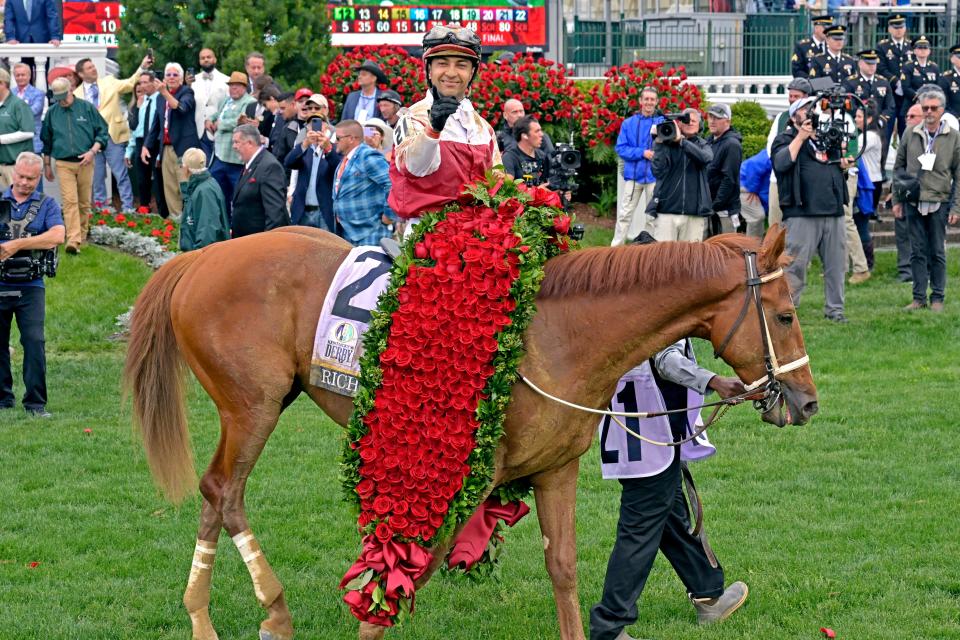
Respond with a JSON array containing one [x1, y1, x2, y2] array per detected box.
[[690, 581, 749, 624]]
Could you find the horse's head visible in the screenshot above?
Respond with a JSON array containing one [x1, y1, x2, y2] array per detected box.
[[708, 225, 818, 427]]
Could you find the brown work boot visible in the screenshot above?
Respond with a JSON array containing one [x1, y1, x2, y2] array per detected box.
[[691, 581, 749, 624], [930, 301, 945, 312], [903, 301, 926, 311], [848, 271, 871, 285]]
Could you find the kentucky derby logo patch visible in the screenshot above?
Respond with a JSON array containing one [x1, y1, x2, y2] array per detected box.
[[310, 247, 392, 397]]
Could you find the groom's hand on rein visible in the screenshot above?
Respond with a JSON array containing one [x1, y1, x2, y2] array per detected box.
[[708, 376, 747, 400]]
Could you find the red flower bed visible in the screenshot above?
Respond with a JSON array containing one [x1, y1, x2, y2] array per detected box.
[[471, 53, 582, 137], [318, 46, 426, 120], [580, 60, 704, 162], [89, 205, 178, 248]]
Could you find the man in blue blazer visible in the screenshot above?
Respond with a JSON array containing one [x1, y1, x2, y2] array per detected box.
[[332, 119, 392, 246], [4, 0, 61, 45], [284, 118, 341, 233], [338, 60, 385, 123]]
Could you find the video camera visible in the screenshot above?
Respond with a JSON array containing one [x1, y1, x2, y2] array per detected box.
[[549, 136, 581, 210], [804, 79, 866, 164], [654, 112, 692, 144]]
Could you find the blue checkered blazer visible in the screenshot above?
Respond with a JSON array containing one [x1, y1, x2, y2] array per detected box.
[[332, 143, 393, 246]]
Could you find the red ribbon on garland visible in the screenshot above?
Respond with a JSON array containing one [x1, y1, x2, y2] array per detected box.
[[446, 497, 531, 572]]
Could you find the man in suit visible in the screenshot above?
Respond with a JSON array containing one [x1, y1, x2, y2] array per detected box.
[[4, 0, 60, 83], [332, 119, 392, 246], [230, 124, 288, 237], [143, 63, 200, 218], [339, 60, 385, 123], [125, 71, 160, 211], [245, 52, 267, 93], [285, 116, 341, 232], [4, 0, 59, 45], [192, 48, 229, 162], [74, 55, 152, 212]]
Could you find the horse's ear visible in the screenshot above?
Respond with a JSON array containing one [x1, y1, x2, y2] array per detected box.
[[759, 224, 787, 272]]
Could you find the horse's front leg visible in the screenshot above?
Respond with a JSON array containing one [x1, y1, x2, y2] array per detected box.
[[533, 459, 586, 640]]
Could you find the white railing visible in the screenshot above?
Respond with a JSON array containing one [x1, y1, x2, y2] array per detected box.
[[685, 75, 792, 116], [0, 43, 114, 92]]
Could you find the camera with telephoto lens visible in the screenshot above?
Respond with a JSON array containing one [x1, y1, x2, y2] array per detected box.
[[654, 112, 692, 144]]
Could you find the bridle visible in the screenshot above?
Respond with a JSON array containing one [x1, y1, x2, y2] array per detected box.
[[713, 251, 809, 414], [517, 251, 811, 447]]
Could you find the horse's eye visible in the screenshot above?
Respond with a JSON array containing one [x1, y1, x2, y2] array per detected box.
[[776, 313, 794, 326]]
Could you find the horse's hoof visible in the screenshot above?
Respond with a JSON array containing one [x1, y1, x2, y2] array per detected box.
[[260, 629, 292, 640]]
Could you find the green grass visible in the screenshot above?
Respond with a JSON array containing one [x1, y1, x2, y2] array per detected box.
[[1, 238, 959, 639]]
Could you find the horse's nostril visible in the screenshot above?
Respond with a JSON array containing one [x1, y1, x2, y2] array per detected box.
[[802, 401, 819, 418]]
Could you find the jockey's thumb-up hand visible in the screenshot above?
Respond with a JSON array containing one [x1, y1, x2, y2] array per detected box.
[[429, 94, 460, 133]]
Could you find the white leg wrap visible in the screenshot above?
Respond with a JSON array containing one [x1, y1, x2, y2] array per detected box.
[[232, 529, 282, 607], [184, 539, 219, 640]]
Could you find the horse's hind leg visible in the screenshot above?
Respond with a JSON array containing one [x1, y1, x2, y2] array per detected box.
[[183, 496, 223, 640], [533, 459, 586, 640], [214, 405, 295, 640], [181, 395, 295, 640]]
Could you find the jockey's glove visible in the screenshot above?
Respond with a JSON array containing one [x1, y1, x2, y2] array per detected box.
[[429, 96, 460, 133]]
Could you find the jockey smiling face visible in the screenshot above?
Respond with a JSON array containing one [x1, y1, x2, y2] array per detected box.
[[429, 55, 475, 101]]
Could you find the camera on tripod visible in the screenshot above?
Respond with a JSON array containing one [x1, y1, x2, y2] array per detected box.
[[654, 112, 692, 144]]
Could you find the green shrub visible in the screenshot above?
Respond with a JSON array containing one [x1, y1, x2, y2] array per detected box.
[[741, 133, 768, 159], [732, 101, 771, 137]]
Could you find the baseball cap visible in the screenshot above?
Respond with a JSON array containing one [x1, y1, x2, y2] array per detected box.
[[306, 94, 328, 108], [50, 77, 71, 101], [787, 77, 813, 95], [706, 103, 731, 119], [294, 87, 313, 102]]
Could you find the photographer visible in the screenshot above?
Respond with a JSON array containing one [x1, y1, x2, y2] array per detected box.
[[649, 108, 714, 243], [502, 115, 551, 185], [772, 96, 854, 323], [0, 152, 64, 418]]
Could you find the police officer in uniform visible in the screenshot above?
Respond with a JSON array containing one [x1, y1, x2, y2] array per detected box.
[[937, 45, 960, 118], [900, 36, 940, 115], [792, 15, 833, 79], [876, 14, 912, 136], [843, 50, 896, 128], [810, 25, 856, 84], [0, 152, 64, 418]]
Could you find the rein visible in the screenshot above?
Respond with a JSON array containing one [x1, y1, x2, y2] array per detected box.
[[517, 251, 811, 447]]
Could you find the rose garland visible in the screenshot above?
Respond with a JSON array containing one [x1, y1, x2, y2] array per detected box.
[[339, 175, 571, 625]]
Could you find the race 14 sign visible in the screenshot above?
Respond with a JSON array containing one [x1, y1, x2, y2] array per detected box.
[[330, 0, 546, 51], [63, 2, 123, 47]]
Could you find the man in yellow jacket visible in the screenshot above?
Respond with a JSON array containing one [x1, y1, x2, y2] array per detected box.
[[73, 55, 152, 212]]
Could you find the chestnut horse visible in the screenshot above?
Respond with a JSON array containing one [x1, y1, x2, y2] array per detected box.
[[123, 224, 818, 640]]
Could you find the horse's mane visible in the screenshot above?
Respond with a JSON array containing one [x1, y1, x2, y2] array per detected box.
[[538, 234, 763, 299]]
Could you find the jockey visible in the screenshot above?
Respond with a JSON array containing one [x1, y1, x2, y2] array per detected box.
[[389, 23, 501, 236]]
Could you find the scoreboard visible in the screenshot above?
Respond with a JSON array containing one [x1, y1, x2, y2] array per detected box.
[[330, 3, 547, 51], [63, 1, 124, 47]]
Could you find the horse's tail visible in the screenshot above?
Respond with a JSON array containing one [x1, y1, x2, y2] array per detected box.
[[122, 250, 203, 504]]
